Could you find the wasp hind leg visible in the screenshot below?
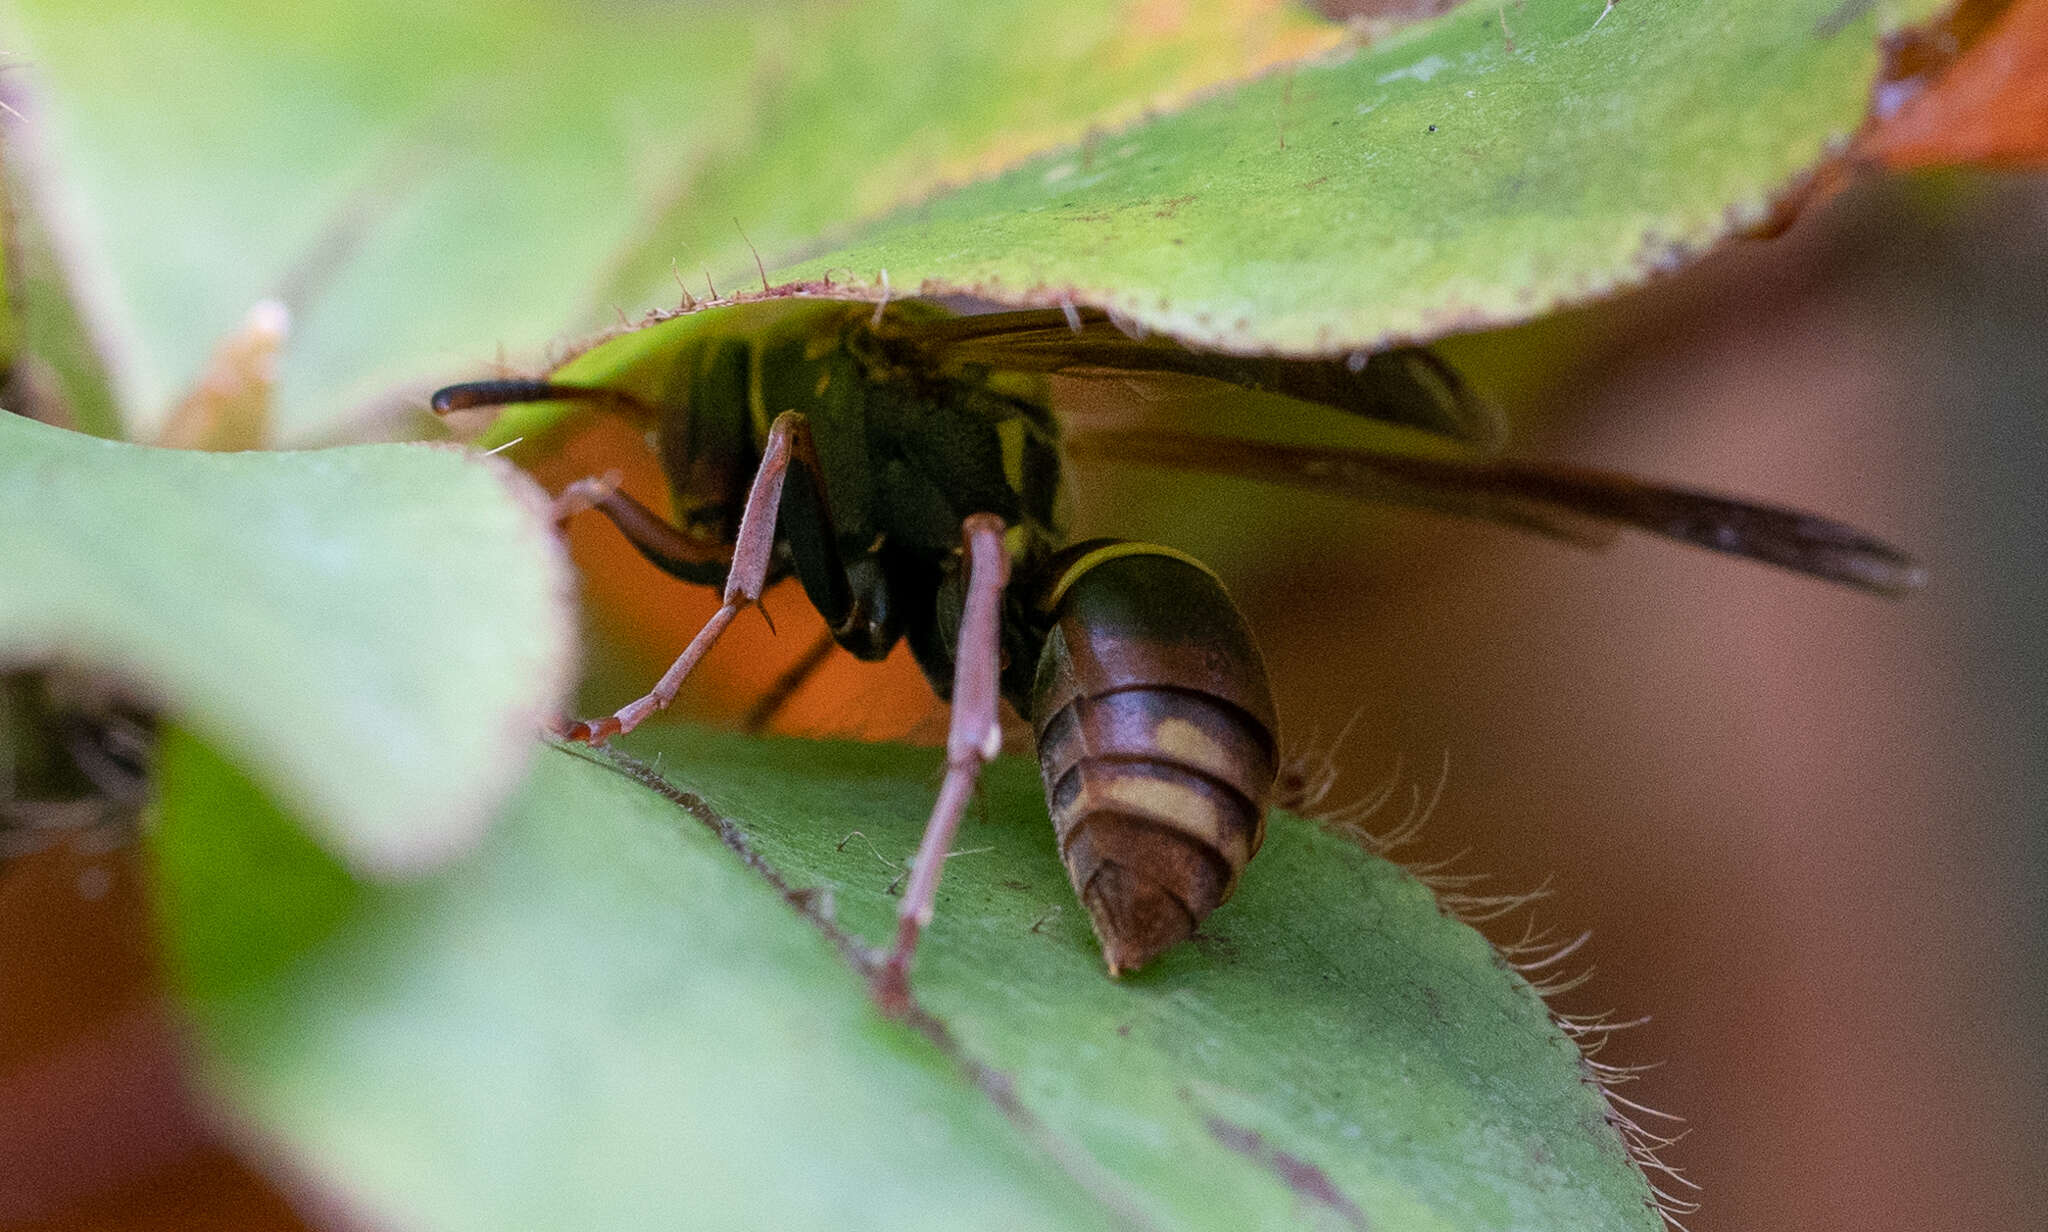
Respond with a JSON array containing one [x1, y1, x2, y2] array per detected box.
[[740, 628, 839, 734], [870, 513, 1010, 1014]]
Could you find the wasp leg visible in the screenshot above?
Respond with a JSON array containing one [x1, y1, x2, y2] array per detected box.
[[552, 472, 734, 582], [870, 514, 1010, 1013], [562, 412, 812, 744], [563, 409, 895, 743], [740, 628, 838, 734]]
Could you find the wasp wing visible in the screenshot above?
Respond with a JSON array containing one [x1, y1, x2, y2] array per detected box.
[[892, 309, 1504, 449], [1067, 430, 1925, 596]]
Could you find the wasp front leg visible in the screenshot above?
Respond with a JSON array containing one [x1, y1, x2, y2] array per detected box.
[[558, 410, 856, 744], [870, 513, 1009, 1013], [550, 473, 733, 583]]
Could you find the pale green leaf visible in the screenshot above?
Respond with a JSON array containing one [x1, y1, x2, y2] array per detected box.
[[0, 0, 1330, 441], [0, 413, 573, 870]]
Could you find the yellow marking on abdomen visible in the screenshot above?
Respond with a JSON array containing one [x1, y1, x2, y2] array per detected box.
[[1150, 717, 1239, 786], [1068, 771, 1251, 871], [1043, 542, 1222, 611]]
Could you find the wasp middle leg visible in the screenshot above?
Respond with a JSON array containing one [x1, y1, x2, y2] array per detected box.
[[870, 513, 1009, 1013]]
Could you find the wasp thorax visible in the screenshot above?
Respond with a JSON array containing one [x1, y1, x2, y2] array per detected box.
[[1029, 548, 1277, 975]]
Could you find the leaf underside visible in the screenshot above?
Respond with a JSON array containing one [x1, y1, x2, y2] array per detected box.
[[781, 0, 1949, 355]]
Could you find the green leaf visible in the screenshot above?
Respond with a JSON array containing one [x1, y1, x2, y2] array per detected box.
[[155, 723, 1659, 1231], [0, 413, 573, 871], [1, 0, 1331, 441], [0, 125, 128, 439], [462, 0, 1961, 449], [778, 0, 1952, 354]]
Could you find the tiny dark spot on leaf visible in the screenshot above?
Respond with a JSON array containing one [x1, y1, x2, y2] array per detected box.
[[1190, 929, 1239, 962], [1427, 124, 1438, 133], [1815, 0, 1874, 38]]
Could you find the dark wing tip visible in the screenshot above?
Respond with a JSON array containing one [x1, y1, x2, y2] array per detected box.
[[1560, 475, 1930, 597], [1074, 430, 1929, 597], [1759, 511, 1927, 596]]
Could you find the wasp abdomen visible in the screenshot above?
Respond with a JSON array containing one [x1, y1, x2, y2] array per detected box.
[[1028, 547, 1277, 975]]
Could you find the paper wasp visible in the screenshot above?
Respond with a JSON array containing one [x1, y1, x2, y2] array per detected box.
[[434, 297, 1920, 1006]]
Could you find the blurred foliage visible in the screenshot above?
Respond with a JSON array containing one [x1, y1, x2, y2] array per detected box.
[[0, 0, 1330, 442], [0, 413, 574, 872]]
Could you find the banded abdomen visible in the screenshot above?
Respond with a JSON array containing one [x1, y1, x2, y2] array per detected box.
[[1027, 544, 1278, 974]]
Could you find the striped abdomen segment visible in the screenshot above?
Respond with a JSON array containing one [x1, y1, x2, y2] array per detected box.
[[1028, 545, 1278, 975]]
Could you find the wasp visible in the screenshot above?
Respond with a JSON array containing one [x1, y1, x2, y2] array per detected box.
[[434, 297, 1920, 1006]]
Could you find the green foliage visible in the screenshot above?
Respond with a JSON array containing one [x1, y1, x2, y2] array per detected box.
[[155, 726, 1659, 1231], [3, 1, 1946, 439], [2, 0, 1323, 441], [0, 413, 572, 870], [786, 0, 1948, 353]]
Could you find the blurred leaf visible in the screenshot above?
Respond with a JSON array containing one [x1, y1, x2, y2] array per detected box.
[[0, 107, 128, 440], [155, 299, 289, 451], [156, 724, 1659, 1231], [0, 0, 1333, 442], [778, 0, 1956, 354], [0, 413, 573, 872]]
